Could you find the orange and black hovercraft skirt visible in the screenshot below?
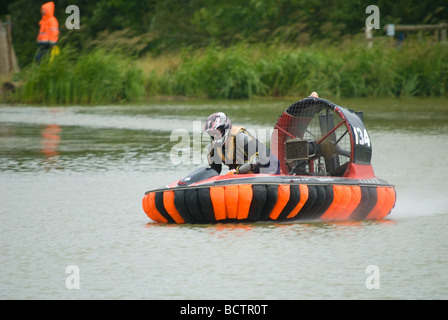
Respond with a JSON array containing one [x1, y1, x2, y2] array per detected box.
[[143, 175, 396, 224], [142, 97, 396, 224]]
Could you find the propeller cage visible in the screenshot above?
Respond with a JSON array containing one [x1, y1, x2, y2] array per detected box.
[[271, 97, 372, 177]]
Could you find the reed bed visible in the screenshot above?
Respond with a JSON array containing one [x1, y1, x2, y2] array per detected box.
[[144, 40, 448, 99], [12, 39, 448, 103], [16, 48, 144, 104]]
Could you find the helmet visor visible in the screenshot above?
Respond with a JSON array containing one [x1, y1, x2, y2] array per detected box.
[[206, 127, 227, 144], [207, 129, 221, 138]]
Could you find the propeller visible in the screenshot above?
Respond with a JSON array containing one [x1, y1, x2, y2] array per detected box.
[[287, 108, 351, 176]]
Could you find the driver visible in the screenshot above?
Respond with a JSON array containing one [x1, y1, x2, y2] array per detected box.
[[204, 112, 279, 174]]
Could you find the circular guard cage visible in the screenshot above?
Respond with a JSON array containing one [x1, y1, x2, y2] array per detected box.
[[271, 98, 372, 176]]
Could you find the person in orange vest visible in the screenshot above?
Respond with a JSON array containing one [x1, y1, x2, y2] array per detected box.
[[35, 1, 59, 64]]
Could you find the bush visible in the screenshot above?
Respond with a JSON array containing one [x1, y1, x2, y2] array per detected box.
[[173, 46, 265, 99], [17, 48, 144, 104]]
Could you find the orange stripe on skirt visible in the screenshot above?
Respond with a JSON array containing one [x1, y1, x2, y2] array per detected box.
[[163, 190, 185, 224], [224, 185, 239, 219], [210, 186, 227, 220], [339, 186, 362, 220], [366, 187, 386, 220], [375, 187, 396, 220], [287, 184, 309, 219], [321, 185, 345, 220], [237, 184, 253, 220], [367, 187, 396, 220], [269, 185, 290, 220], [146, 192, 167, 223]]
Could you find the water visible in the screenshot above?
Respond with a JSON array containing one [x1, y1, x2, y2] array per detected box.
[[1, 98, 447, 300]]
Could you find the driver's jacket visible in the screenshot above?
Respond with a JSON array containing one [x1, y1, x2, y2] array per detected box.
[[206, 126, 277, 174]]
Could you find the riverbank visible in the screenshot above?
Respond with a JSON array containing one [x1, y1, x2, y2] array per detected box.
[[142, 39, 448, 99], [2, 39, 447, 104]]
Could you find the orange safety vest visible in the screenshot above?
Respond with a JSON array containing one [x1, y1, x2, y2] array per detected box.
[[37, 2, 59, 45]]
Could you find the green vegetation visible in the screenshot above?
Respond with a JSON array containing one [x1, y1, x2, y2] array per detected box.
[[2, 0, 447, 103], [9, 38, 448, 103], [145, 40, 448, 99], [17, 48, 144, 104], [5, 0, 447, 66]]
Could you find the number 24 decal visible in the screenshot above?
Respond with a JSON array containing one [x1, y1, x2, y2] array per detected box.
[[353, 127, 371, 147]]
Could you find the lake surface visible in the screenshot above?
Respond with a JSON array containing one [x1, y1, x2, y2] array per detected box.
[[1, 97, 447, 300]]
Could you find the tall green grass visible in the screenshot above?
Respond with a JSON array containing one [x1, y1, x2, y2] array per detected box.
[[145, 40, 448, 99], [14, 39, 448, 103], [147, 45, 265, 99], [17, 48, 144, 104]]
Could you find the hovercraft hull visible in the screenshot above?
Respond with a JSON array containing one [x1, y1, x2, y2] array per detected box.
[[142, 174, 396, 224]]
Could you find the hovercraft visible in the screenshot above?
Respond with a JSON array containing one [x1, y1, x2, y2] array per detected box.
[[142, 97, 396, 224]]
